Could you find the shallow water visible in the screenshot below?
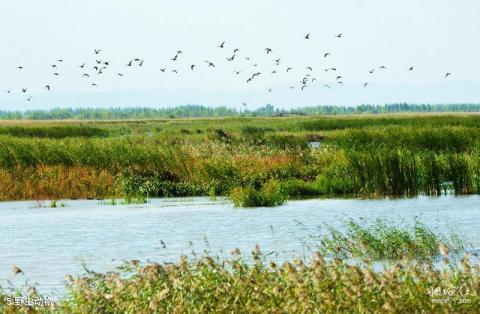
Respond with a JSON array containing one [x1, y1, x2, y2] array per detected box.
[[0, 195, 479, 296]]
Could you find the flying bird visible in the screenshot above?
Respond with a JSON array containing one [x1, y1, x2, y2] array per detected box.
[[265, 48, 272, 54], [304, 33, 310, 39], [91, 83, 98, 87], [336, 33, 343, 38], [94, 49, 101, 54], [27, 96, 33, 101], [17, 66, 23, 70], [306, 66, 313, 71], [380, 65, 387, 69], [159, 68, 166, 72], [127, 60, 133, 66], [364, 82, 369, 88], [234, 48, 240, 53], [21, 88, 27, 93], [409, 66, 414, 71], [117, 73, 124, 77], [286, 67, 292, 72], [171, 55, 178, 61], [205, 61, 215, 67], [234, 70, 241, 74], [336, 76, 342, 80], [445, 72, 452, 78], [51, 64, 57, 69], [369, 69, 375, 74], [139, 60, 144, 66], [171, 69, 178, 73], [82, 73, 90, 77], [79, 63, 86, 68], [191, 64, 195, 70], [57, 59, 63, 62], [226, 55, 235, 61], [218, 41, 225, 48]]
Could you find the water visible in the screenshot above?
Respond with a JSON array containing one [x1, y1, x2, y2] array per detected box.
[[0, 195, 479, 297]]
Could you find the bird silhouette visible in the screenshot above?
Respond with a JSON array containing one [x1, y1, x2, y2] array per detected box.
[[91, 83, 98, 87], [324, 84, 331, 89], [226, 54, 235, 61], [159, 68, 166, 72], [234, 48, 240, 53], [234, 70, 241, 74], [21, 88, 27, 93], [380, 65, 387, 69], [127, 60, 133, 66], [218, 41, 225, 48], [265, 48, 272, 54], [369, 69, 375, 74], [27, 96, 33, 101], [139, 60, 144, 66], [53, 72, 59, 76], [324, 53, 331, 58], [17, 66, 23, 70], [409, 66, 414, 71], [268, 88, 272, 92], [171, 69, 178, 73], [57, 59, 63, 62], [336, 33, 342, 38], [191, 64, 195, 70], [79, 63, 86, 68], [364, 82, 369, 87], [82, 73, 90, 77], [445, 72, 452, 78], [171, 55, 178, 61], [286, 67, 292, 72], [94, 49, 101, 54], [304, 33, 310, 39], [301, 85, 307, 91], [4, 89, 11, 93], [51, 64, 57, 69], [117, 73, 124, 77], [306, 67, 313, 71], [43, 85, 50, 91], [336, 76, 342, 80], [205, 61, 215, 67]]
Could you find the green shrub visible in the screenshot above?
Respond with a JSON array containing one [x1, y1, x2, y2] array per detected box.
[[230, 181, 286, 207]]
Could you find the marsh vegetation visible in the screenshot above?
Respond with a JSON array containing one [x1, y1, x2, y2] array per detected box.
[[2, 114, 480, 204]]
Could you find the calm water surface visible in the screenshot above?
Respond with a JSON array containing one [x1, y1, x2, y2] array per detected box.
[[0, 195, 479, 296]]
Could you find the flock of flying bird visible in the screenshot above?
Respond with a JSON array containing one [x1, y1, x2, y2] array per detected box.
[[3, 32, 453, 105]]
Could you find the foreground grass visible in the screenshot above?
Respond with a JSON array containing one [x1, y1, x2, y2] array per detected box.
[[1, 249, 478, 313]]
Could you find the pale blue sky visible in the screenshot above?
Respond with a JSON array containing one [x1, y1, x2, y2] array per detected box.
[[0, 0, 479, 109]]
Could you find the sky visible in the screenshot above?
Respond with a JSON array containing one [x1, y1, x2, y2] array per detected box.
[[0, 0, 480, 109]]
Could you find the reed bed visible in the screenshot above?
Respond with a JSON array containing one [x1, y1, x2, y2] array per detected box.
[[1, 249, 478, 313], [2, 114, 480, 202]]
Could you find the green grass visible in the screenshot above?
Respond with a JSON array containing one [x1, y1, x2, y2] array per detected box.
[[3, 114, 480, 202], [313, 218, 468, 260]]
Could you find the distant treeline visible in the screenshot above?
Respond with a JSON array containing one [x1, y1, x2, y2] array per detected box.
[[1, 103, 480, 120]]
